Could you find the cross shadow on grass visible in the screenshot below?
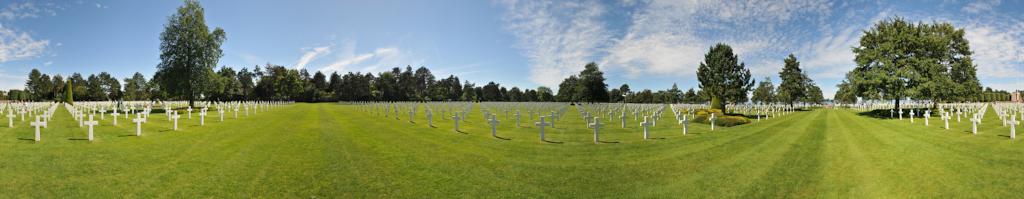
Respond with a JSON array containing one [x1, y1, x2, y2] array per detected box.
[[597, 140, 619, 144], [16, 138, 35, 142], [68, 138, 89, 141], [118, 134, 139, 137], [492, 135, 511, 140], [542, 140, 563, 144]]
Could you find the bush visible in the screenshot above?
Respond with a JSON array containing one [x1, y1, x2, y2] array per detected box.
[[692, 109, 750, 127]]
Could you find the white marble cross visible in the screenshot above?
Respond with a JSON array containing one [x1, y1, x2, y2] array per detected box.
[[84, 115, 98, 142], [942, 112, 950, 130], [30, 116, 46, 142], [426, 110, 434, 127], [591, 117, 603, 144], [187, 106, 193, 119], [924, 111, 930, 126], [111, 111, 120, 126], [1009, 118, 1018, 140], [452, 113, 462, 132], [199, 110, 207, 126], [709, 113, 717, 131], [488, 115, 500, 138], [640, 116, 653, 140], [7, 112, 14, 128], [535, 116, 550, 142], [514, 110, 521, 128], [679, 115, 689, 135], [971, 114, 980, 135], [133, 114, 146, 136], [219, 108, 225, 122], [910, 109, 916, 123], [620, 112, 627, 128], [898, 109, 904, 120], [171, 111, 181, 131]]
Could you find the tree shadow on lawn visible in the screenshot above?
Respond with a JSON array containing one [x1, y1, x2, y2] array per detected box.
[[857, 108, 931, 120]]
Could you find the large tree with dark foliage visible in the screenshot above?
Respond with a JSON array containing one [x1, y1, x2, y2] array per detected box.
[[777, 54, 809, 107], [696, 43, 754, 110], [847, 17, 980, 110], [155, 0, 226, 107]]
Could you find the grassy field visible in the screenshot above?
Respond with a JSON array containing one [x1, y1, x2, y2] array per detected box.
[[0, 103, 1022, 198]]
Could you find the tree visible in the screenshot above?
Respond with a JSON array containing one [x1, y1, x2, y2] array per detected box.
[[847, 17, 980, 110], [696, 43, 754, 110], [555, 75, 579, 102], [834, 80, 858, 105], [805, 84, 824, 104], [751, 77, 775, 104], [65, 79, 74, 104], [577, 62, 609, 102], [536, 86, 554, 102], [155, 0, 226, 106], [124, 72, 149, 101], [777, 54, 809, 107]]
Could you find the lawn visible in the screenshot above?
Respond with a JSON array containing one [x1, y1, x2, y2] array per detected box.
[[0, 103, 1021, 198]]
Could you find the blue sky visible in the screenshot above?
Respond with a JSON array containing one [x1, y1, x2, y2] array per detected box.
[[1, 0, 1022, 98]]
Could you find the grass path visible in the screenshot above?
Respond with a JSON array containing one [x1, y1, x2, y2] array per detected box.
[[0, 103, 1022, 197]]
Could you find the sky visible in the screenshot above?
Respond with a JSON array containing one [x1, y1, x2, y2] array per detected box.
[[0, 0, 1022, 99]]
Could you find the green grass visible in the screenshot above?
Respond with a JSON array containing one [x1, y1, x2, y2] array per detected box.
[[0, 103, 1022, 198]]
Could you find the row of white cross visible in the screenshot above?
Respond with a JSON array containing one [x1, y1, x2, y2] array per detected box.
[[15, 101, 292, 142], [359, 101, 799, 144]]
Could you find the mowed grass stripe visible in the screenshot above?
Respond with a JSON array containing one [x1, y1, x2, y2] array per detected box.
[[4, 103, 1024, 197]]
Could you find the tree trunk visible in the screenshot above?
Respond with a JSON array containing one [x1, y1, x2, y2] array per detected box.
[[894, 98, 901, 112]]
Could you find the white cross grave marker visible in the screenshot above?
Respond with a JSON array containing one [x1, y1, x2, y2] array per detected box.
[[591, 117, 603, 144], [535, 116, 551, 142], [452, 114, 461, 132], [199, 110, 207, 126], [30, 116, 46, 142], [640, 116, 653, 140], [84, 115, 98, 142], [133, 114, 146, 136], [488, 115, 500, 138], [971, 114, 980, 135], [171, 111, 181, 131]]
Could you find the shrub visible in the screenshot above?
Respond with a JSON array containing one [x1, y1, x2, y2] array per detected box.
[[692, 109, 750, 127]]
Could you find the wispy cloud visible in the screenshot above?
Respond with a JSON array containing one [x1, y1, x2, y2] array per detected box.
[[0, 2, 58, 20], [292, 46, 331, 69], [963, 0, 1001, 13], [964, 23, 1024, 78], [0, 25, 50, 62], [498, 0, 610, 88], [316, 41, 421, 74]]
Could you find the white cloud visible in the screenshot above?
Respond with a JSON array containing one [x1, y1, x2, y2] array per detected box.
[[292, 46, 330, 69], [798, 26, 860, 79], [599, 0, 832, 80], [963, 0, 1001, 13], [498, 0, 610, 88], [0, 2, 57, 20], [317, 44, 420, 74], [964, 24, 1024, 78], [0, 25, 49, 62], [43, 61, 52, 66]]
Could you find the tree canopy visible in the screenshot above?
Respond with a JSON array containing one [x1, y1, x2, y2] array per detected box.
[[846, 17, 981, 109], [155, 0, 226, 107], [696, 43, 754, 110]]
